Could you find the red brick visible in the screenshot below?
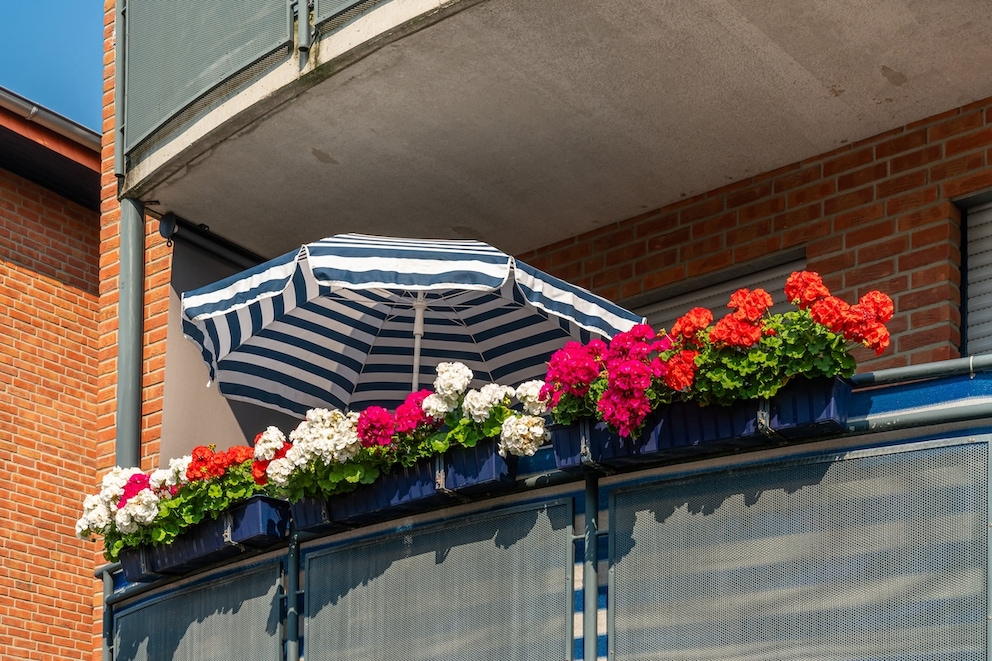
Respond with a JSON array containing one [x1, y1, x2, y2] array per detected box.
[[844, 260, 897, 288], [945, 127, 992, 156], [875, 129, 927, 158], [726, 182, 772, 207], [640, 265, 687, 291], [679, 197, 725, 224], [733, 236, 782, 263], [929, 152, 985, 182], [837, 163, 888, 192], [897, 202, 961, 231], [787, 180, 836, 208], [822, 147, 874, 177], [929, 110, 984, 140], [773, 165, 821, 193], [876, 170, 928, 199], [833, 203, 885, 230], [856, 235, 909, 264], [691, 212, 737, 238], [942, 170, 992, 199], [687, 252, 733, 277], [898, 244, 961, 271], [825, 187, 875, 215], [885, 186, 939, 215]]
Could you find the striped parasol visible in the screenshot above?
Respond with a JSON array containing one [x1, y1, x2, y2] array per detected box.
[[182, 233, 643, 418]]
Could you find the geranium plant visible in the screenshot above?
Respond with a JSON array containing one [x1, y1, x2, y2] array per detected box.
[[250, 408, 384, 503], [541, 271, 893, 436], [421, 362, 551, 458], [253, 362, 553, 502], [77, 445, 266, 562], [682, 271, 893, 406], [541, 324, 674, 437]]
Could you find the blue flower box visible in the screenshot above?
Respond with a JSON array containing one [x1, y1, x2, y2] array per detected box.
[[550, 377, 852, 470], [547, 420, 611, 473], [124, 496, 290, 579], [329, 458, 450, 525], [290, 495, 351, 534], [229, 495, 293, 547], [441, 438, 517, 496], [119, 546, 163, 583]]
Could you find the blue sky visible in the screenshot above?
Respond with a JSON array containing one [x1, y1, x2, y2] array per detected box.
[[0, 1, 104, 131]]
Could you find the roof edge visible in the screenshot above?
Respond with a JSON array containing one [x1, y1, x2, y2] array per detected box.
[[0, 86, 101, 153]]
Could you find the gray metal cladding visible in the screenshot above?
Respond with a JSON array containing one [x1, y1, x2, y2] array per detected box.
[[314, 0, 367, 27], [304, 501, 573, 661], [113, 564, 282, 661], [610, 440, 987, 660], [122, 0, 291, 154]]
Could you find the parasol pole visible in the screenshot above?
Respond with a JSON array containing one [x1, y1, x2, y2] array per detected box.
[[412, 292, 427, 390]]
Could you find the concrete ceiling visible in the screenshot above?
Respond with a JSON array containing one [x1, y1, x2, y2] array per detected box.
[[141, 0, 992, 259]]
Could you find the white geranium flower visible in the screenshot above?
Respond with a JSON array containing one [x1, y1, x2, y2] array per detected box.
[[265, 456, 294, 487], [463, 383, 515, 423], [99, 466, 143, 504], [433, 362, 473, 401], [514, 380, 548, 416], [76, 493, 113, 538], [422, 392, 455, 418], [253, 425, 286, 461], [498, 414, 550, 457], [114, 488, 161, 534], [288, 408, 361, 466], [149, 455, 191, 491]]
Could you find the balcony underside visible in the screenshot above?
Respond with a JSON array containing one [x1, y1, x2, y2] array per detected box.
[[124, 0, 992, 258]]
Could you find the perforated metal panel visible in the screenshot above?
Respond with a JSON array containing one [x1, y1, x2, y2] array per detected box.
[[113, 564, 283, 661], [314, 0, 365, 26], [610, 440, 987, 660], [123, 0, 291, 154], [305, 501, 572, 661]]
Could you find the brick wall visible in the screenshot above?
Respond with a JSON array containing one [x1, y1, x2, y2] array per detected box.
[[520, 99, 992, 371], [0, 167, 99, 657], [93, 1, 173, 655]]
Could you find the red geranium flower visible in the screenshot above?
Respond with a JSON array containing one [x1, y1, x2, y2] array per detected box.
[[670, 307, 713, 344], [728, 288, 773, 322], [784, 271, 831, 309], [664, 350, 698, 392], [709, 314, 763, 348]]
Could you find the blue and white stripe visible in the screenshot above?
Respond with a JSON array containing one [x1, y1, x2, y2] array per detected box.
[[182, 234, 644, 417]]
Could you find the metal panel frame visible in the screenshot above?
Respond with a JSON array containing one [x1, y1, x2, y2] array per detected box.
[[302, 498, 574, 661], [606, 433, 989, 661], [120, 0, 293, 156], [111, 560, 285, 661]]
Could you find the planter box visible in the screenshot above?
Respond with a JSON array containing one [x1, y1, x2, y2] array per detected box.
[[764, 375, 852, 438], [329, 458, 450, 525], [550, 377, 852, 470], [290, 495, 351, 534], [229, 495, 293, 547], [441, 438, 518, 496], [119, 496, 291, 581], [547, 420, 611, 473], [119, 546, 163, 583]]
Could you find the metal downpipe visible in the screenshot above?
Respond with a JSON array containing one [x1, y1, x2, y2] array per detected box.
[[287, 535, 300, 661], [584, 474, 599, 661], [102, 569, 114, 661], [117, 197, 144, 468]]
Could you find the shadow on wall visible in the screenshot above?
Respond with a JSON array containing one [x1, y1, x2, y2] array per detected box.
[[161, 239, 298, 461], [307, 499, 571, 613], [113, 563, 283, 661], [611, 457, 834, 566]]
